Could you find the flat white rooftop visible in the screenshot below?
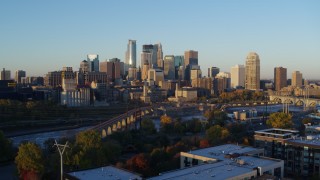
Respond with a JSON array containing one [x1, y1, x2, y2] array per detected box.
[[148, 160, 255, 180], [184, 144, 260, 161], [66, 166, 142, 180]]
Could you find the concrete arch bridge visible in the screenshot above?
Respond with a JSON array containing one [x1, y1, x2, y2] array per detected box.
[[89, 106, 152, 138], [269, 95, 320, 107]]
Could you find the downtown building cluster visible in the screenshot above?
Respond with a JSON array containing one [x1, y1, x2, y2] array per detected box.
[[1, 39, 318, 105]]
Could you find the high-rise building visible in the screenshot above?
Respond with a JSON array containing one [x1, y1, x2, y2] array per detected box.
[[44, 71, 62, 87], [274, 67, 287, 91], [163, 55, 175, 80], [245, 52, 260, 90], [141, 51, 152, 80], [155, 43, 163, 68], [87, 54, 99, 72], [15, 70, 26, 83], [208, 67, 220, 78], [100, 58, 122, 82], [292, 71, 303, 88], [142, 44, 157, 68], [80, 60, 91, 73], [184, 50, 198, 67], [174, 56, 184, 79], [148, 68, 164, 86], [0, 68, 11, 80], [231, 65, 245, 88], [125, 39, 137, 71]]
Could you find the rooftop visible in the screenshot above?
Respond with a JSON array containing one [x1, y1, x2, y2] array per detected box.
[[66, 166, 142, 180], [255, 128, 299, 136], [184, 144, 261, 161]]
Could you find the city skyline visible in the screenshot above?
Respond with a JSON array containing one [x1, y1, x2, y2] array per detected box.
[[0, 1, 319, 79]]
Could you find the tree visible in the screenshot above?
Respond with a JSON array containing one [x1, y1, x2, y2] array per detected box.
[[206, 125, 229, 145], [205, 109, 228, 126], [141, 118, 156, 135], [0, 130, 13, 162], [302, 117, 313, 125], [266, 112, 293, 129], [68, 130, 106, 169], [160, 115, 172, 125], [199, 139, 210, 148], [15, 142, 44, 180]]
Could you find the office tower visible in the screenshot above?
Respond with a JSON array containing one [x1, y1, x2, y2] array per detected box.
[[0, 68, 11, 80], [208, 67, 220, 78], [174, 56, 184, 79], [100, 58, 122, 82], [148, 68, 164, 86], [87, 54, 99, 72], [231, 65, 245, 88], [44, 71, 62, 87], [163, 55, 175, 80], [142, 44, 156, 68], [184, 50, 198, 66], [141, 51, 152, 80], [245, 52, 260, 90], [128, 67, 137, 81], [292, 71, 303, 88], [80, 60, 91, 73], [155, 43, 163, 68], [15, 70, 26, 83], [178, 66, 185, 81], [274, 67, 287, 91], [125, 39, 137, 71], [184, 50, 198, 81], [61, 67, 75, 80], [216, 72, 231, 89]]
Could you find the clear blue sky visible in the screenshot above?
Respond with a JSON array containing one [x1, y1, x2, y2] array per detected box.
[[1, 0, 319, 79]]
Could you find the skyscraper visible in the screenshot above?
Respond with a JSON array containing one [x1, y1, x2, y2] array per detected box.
[[125, 40, 137, 71], [231, 65, 245, 88], [274, 67, 287, 91], [292, 71, 303, 88], [163, 55, 175, 80], [245, 52, 260, 90], [0, 68, 11, 80], [100, 58, 122, 82], [87, 54, 99, 72], [155, 43, 163, 68], [15, 70, 26, 83], [208, 67, 220, 78], [141, 51, 152, 80], [184, 50, 198, 81], [184, 50, 198, 66]]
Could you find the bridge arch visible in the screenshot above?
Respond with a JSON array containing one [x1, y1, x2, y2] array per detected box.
[[102, 129, 107, 138], [117, 121, 122, 129], [107, 126, 112, 135]]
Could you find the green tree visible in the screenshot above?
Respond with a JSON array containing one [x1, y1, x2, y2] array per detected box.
[[15, 142, 44, 180], [141, 118, 156, 135], [205, 109, 228, 126], [206, 125, 229, 145], [0, 130, 13, 162], [266, 112, 293, 129], [69, 130, 106, 169]]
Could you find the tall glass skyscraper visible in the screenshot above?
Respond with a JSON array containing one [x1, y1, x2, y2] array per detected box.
[[125, 40, 137, 71], [87, 54, 99, 72]]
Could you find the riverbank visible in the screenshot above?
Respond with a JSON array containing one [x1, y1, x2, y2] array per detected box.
[[3, 122, 94, 138]]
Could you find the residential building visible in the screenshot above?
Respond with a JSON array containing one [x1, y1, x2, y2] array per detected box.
[[231, 65, 245, 88], [44, 71, 62, 87], [149, 144, 284, 180], [245, 52, 260, 90], [254, 128, 320, 177], [274, 67, 287, 91], [292, 71, 303, 88]]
